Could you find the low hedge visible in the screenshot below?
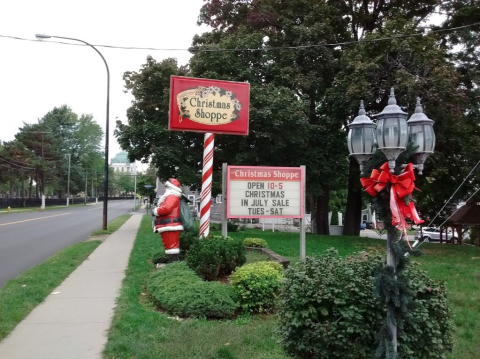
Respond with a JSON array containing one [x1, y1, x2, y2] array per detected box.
[[243, 238, 268, 248], [230, 261, 283, 313], [147, 262, 239, 319]]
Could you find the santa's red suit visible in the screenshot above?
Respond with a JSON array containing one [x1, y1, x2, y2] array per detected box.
[[152, 179, 184, 257]]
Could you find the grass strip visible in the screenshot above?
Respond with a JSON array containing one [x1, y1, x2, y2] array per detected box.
[[0, 240, 101, 340], [90, 214, 132, 236]]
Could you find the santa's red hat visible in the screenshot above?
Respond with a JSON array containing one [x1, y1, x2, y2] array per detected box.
[[165, 178, 182, 192]]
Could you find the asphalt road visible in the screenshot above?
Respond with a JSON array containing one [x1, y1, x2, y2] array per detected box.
[[0, 200, 136, 288]]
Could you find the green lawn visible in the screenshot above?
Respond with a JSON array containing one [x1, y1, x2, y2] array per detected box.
[[104, 216, 480, 359]]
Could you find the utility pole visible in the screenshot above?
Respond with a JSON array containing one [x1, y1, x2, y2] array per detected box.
[[133, 169, 137, 210], [85, 172, 88, 205], [66, 154, 71, 206], [32, 131, 52, 210]]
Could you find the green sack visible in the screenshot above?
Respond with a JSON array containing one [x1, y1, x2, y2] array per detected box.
[[180, 195, 194, 231]]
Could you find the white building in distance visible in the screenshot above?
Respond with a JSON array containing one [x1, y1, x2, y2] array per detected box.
[[110, 151, 136, 173]]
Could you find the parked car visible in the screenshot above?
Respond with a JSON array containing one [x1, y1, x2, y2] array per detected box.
[[360, 222, 366, 230], [414, 227, 458, 243]]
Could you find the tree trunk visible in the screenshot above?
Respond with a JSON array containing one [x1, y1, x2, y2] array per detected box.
[[315, 184, 330, 235], [308, 194, 318, 234], [35, 172, 39, 198], [343, 157, 362, 236], [28, 176, 33, 198], [9, 179, 15, 198], [21, 177, 25, 198]]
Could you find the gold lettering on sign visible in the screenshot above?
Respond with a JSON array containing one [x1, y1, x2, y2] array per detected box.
[[177, 86, 242, 125]]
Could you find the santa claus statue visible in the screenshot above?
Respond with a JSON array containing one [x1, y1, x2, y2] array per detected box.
[[152, 178, 184, 262]]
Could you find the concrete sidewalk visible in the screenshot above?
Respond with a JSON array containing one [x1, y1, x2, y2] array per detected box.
[[0, 213, 143, 359]]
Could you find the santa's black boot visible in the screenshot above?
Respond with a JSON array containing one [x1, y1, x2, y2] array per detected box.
[[167, 253, 180, 262]]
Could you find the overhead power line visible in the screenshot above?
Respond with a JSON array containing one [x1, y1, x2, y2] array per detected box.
[[0, 153, 36, 170], [1, 22, 479, 53], [427, 158, 480, 227]]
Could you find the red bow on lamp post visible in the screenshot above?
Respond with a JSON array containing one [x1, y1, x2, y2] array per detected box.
[[361, 162, 424, 233]]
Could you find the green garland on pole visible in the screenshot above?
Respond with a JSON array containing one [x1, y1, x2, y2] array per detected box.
[[371, 185, 422, 359]]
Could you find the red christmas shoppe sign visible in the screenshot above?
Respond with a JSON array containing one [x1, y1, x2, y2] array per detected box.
[[169, 76, 250, 135]]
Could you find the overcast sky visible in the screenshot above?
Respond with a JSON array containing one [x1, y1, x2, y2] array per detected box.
[[0, 0, 209, 166]]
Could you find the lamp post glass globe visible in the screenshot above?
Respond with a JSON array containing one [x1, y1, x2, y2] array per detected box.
[[407, 98, 435, 174], [347, 100, 376, 173], [374, 88, 409, 171]]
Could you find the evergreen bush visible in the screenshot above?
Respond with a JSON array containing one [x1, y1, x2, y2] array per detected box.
[[277, 249, 453, 359], [186, 235, 246, 281], [243, 237, 268, 248], [230, 261, 283, 313], [147, 262, 238, 319]]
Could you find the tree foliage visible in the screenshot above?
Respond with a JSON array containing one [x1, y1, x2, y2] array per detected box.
[[115, 0, 480, 230], [0, 105, 104, 198]]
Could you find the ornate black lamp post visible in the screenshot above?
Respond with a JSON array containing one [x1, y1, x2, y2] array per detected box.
[[347, 88, 435, 356]]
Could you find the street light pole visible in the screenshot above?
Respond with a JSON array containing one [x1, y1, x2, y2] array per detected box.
[[67, 153, 71, 206], [35, 33, 110, 229]]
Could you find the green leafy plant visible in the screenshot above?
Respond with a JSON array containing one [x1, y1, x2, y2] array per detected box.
[[277, 248, 453, 359], [186, 235, 246, 281], [230, 261, 283, 313], [243, 237, 268, 248], [147, 262, 238, 319]]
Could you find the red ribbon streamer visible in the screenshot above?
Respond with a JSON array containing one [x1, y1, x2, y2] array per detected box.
[[360, 163, 424, 246]]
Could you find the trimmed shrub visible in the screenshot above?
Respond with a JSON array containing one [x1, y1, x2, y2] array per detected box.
[[230, 261, 283, 313], [277, 248, 453, 359], [147, 262, 238, 319], [186, 235, 246, 281], [243, 237, 268, 248]]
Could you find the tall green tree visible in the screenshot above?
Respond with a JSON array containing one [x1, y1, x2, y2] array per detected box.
[[10, 105, 104, 198], [328, 17, 480, 224]]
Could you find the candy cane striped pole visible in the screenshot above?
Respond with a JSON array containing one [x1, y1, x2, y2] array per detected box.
[[199, 133, 214, 238]]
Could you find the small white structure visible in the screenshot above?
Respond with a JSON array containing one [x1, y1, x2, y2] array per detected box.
[[361, 203, 376, 228]]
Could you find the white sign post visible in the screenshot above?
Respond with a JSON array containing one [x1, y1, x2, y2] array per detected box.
[[226, 165, 306, 259]]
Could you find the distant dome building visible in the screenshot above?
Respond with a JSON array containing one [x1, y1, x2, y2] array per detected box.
[[110, 151, 136, 173]]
